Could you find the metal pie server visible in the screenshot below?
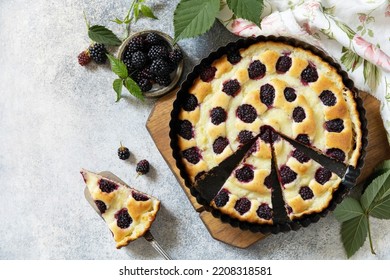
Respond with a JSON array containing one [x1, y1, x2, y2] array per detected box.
[[84, 171, 172, 260]]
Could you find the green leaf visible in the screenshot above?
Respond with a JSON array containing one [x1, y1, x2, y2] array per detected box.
[[134, 3, 140, 21], [376, 160, 390, 173], [226, 0, 264, 25], [363, 59, 381, 92], [112, 18, 124, 25], [173, 0, 220, 42], [140, 4, 158, 19], [340, 215, 368, 258], [361, 169, 390, 211], [334, 197, 364, 222], [370, 195, 390, 219], [124, 77, 144, 101], [107, 54, 128, 79], [113, 79, 123, 102], [88, 25, 122, 46]]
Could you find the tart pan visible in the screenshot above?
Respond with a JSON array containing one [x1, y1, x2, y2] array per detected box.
[[169, 35, 368, 234]]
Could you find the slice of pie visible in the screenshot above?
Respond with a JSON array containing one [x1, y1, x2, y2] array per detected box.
[[81, 169, 160, 248]]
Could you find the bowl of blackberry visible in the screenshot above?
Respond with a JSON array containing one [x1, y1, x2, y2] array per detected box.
[[118, 30, 184, 98]]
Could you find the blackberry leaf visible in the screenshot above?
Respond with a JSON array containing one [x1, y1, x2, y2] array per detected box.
[[113, 79, 123, 102], [140, 4, 158, 19], [334, 197, 364, 223], [360, 170, 390, 212], [226, 0, 264, 25], [88, 25, 122, 46], [124, 77, 144, 101], [340, 215, 368, 258], [107, 54, 128, 79]]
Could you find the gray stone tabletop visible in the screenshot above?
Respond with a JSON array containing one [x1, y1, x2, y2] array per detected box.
[[0, 0, 389, 260]]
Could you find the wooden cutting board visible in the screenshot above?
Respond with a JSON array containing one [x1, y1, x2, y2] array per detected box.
[[146, 89, 390, 248]]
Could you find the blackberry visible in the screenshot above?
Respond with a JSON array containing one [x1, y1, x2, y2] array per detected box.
[[286, 205, 293, 214], [319, 90, 336, 106], [325, 118, 344, 132], [137, 78, 152, 92], [182, 94, 198, 111], [78, 50, 91, 66], [155, 75, 171, 86], [296, 134, 311, 145], [222, 79, 240, 96], [326, 148, 346, 162], [169, 49, 183, 65], [118, 143, 130, 160], [131, 51, 148, 69], [292, 149, 310, 163], [136, 159, 150, 175], [214, 189, 230, 207], [234, 197, 251, 215], [248, 60, 266, 80], [210, 107, 227, 125], [134, 67, 155, 81], [257, 203, 272, 220], [95, 200, 107, 214], [150, 58, 171, 76], [248, 141, 258, 154], [127, 36, 145, 53], [238, 130, 254, 144], [236, 104, 257, 123], [200, 66, 217, 82], [292, 106, 306, 122], [235, 165, 254, 182], [182, 147, 201, 164], [259, 125, 279, 144], [213, 137, 229, 154], [280, 165, 297, 185], [315, 167, 332, 185], [284, 87, 297, 102], [301, 64, 318, 84], [115, 208, 133, 229], [299, 186, 314, 200], [260, 84, 275, 107], [148, 45, 168, 60], [178, 120, 193, 140], [227, 49, 242, 64], [276, 55, 292, 73], [99, 179, 118, 193], [145, 32, 161, 45], [88, 43, 108, 64], [264, 175, 272, 189], [132, 191, 150, 201]]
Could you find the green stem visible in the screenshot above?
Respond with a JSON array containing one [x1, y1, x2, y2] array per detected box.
[[125, 0, 138, 38], [367, 215, 376, 255]]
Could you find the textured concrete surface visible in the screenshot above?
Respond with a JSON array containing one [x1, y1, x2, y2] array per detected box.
[[0, 0, 389, 260]]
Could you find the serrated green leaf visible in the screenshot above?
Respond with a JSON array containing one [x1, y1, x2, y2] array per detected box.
[[376, 160, 390, 173], [88, 25, 122, 46], [361, 170, 390, 211], [370, 195, 390, 219], [124, 77, 144, 101], [226, 0, 263, 25], [340, 215, 368, 258], [173, 0, 220, 42], [113, 79, 123, 102], [334, 197, 364, 222], [107, 54, 128, 79], [140, 4, 158, 19]]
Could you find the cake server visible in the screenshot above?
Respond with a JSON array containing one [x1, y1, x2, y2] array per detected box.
[[84, 171, 172, 260]]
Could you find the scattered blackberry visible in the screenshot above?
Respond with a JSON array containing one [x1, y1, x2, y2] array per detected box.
[[115, 208, 133, 229], [145, 32, 161, 45], [236, 104, 257, 123], [325, 118, 344, 132], [292, 149, 310, 163], [264, 175, 272, 189], [88, 43, 108, 64], [95, 200, 107, 214], [257, 203, 272, 220], [155, 75, 171, 86], [169, 49, 183, 65], [326, 148, 346, 162], [214, 189, 230, 207], [99, 179, 118, 193], [276, 55, 292, 73], [234, 197, 251, 215], [235, 165, 254, 182], [136, 159, 150, 175], [148, 45, 168, 60], [210, 107, 227, 125], [200, 66, 217, 82], [213, 137, 229, 154], [280, 165, 297, 185], [139, 67, 155, 80], [178, 120, 193, 140], [132, 191, 150, 201], [260, 84, 275, 107], [284, 87, 297, 102], [301, 64, 318, 84], [286, 205, 293, 214], [127, 36, 145, 52], [296, 134, 311, 145], [299, 186, 314, 200], [118, 143, 130, 160], [222, 79, 240, 96], [78, 50, 91, 66], [131, 51, 148, 69], [315, 167, 332, 185], [259, 125, 279, 144], [182, 94, 198, 111], [292, 106, 306, 123], [150, 58, 171, 76], [137, 78, 152, 92], [182, 147, 201, 164], [319, 90, 336, 106], [227, 49, 242, 64], [248, 60, 266, 80], [238, 130, 254, 144]]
